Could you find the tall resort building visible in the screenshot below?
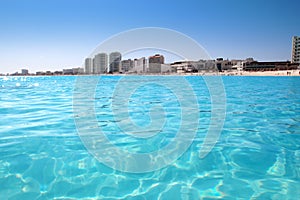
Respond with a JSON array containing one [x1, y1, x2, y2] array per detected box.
[[93, 53, 108, 74], [109, 52, 122, 73], [84, 58, 93, 74], [134, 57, 147, 73], [148, 54, 164, 73], [291, 36, 300, 64]]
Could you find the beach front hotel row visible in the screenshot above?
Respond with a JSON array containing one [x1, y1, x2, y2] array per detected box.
[[84, 55, 299, 75], [82, 36, 300, 75], [5, 36, 300, 76], [85, 53, 171, 74]]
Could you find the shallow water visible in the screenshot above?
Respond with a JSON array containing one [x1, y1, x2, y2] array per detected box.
[[0, 76, 299, 199]]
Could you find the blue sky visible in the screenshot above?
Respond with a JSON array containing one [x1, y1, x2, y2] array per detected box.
[[0, 0, 299, 73]]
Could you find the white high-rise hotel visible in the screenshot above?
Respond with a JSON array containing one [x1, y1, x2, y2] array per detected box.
[[291, 36, 300, 64], [85, 52, 122, 74], [85, 54, 108, 74], [84, 58, 93, 74], [93, 53, 108, 74]]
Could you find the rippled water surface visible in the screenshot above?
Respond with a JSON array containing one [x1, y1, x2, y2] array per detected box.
[[0, 76, 300, 199]]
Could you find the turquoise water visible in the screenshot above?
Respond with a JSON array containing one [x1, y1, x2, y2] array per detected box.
[[0, 76, 300, 199]]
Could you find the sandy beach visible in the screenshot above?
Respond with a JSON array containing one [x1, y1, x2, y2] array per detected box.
[[219, 70, 300, 76]]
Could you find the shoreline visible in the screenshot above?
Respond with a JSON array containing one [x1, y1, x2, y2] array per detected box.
[[1, 70, 300, 77], [219, 69, 300, 76]]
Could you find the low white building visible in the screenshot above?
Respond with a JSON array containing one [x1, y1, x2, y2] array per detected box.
[[170, 60, 217, 73]]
